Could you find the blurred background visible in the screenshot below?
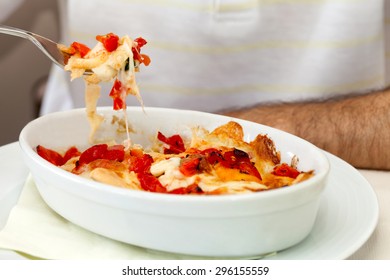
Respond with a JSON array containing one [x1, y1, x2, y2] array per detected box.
[[0, 0, 59, 146]]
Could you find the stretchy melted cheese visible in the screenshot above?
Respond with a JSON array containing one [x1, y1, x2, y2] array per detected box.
[[59, 34, 149, 143]]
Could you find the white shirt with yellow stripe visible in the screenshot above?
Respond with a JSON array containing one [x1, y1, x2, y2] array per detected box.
[[40, 0, 390, 114]]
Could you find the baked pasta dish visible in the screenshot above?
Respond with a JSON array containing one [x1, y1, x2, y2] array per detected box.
[[36, 121, 313, 195], [43, 32, 314, 195]]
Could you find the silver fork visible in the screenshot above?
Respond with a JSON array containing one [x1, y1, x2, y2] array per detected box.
[[0, 24, 69, 69], [0, 25, 91, 74]]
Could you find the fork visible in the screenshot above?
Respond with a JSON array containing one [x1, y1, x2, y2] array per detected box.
[[0, 25, 91, 74]]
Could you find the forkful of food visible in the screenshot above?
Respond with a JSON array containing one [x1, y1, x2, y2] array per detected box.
[[0, 24, 151, 112], [0, 25, 151, 78], [0, 24, 88, 73], [0, 24, 151, 146]]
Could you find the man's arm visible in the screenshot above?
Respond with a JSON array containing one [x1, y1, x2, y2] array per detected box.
[[222, 88, 390, 170]]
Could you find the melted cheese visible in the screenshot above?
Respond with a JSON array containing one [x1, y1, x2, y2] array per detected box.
[[62, 35, 144, 145], [150, 157, 197, 192], [198, 176, 268, 193], [89, 167, 141, 190]]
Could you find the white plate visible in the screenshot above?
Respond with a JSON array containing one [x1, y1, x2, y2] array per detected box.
[[0, 142, 378, 260], [0, 142, 29, 259]]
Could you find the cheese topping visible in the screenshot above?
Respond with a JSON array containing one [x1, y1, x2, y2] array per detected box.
[[151, 157, 198, 192], [37, 121, 314, 195]]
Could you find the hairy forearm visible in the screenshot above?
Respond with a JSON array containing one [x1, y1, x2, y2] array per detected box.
[[222, 89, 390, 170]]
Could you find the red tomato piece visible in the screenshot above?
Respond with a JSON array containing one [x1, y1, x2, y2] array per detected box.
[[134, 37, 147, 48], [157, 132, 185, 154], [105, 145, 125, 162], [36, 145, 64, 166], [237, 161, 262, 179], [200, 148, 223, 165], [77, 144, 125, 166], [223, 149, 262, 180], [132, 37, 150, 65], [179, 156, 201, 176], [78, 144, 108, 165], [130, 153, 154, 174], [128, 150, 166, 193], [220, 150, 237, 168], [272, 163, 300, 179], [137, 173, 166, 193], [70, 42, 90, 58], [221, 149, 247, 168], [96, 33, 119, 52], [62, 146, 81, 163], [109, 79, 126, 110]]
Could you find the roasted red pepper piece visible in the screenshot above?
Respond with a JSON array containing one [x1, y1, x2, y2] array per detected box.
[[221, 149, 261, 179], [128, 149, 166, 193], [129, 153, 154, 174], [62, 146, 81, 163], [132, 37, 151, 65], [105, 145, 125, 161], [78, 144, 125, 166], [273, 163, 300, 179], [157, 132, 185, 154], [134, 37, 147, 48], [237, 161, 261, 179], [36, 145, 64, 166], [96, 32, 119, 52], [109, 79, 126, 110], [78, 144, 108, 166], [70, 42, 90, 58], [37, 145, 82, 166], [201, 148, 261, 180], [179, 156, 201, 176], [200, 148, 223, 165], [138, 173, 166, 193]]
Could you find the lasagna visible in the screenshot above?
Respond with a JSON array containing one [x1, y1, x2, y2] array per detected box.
[[37, 121, 313, 195]]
